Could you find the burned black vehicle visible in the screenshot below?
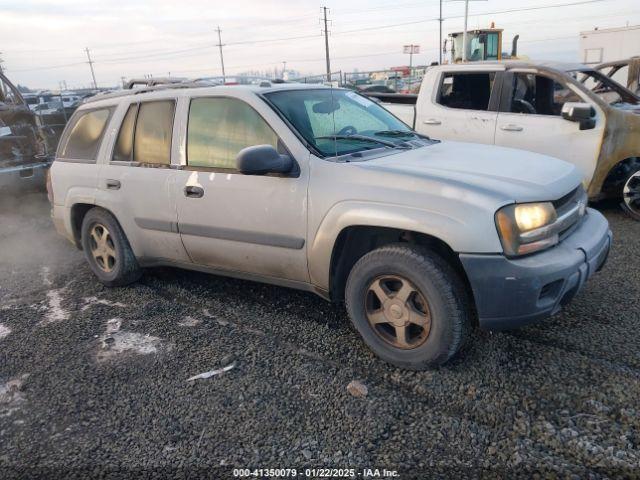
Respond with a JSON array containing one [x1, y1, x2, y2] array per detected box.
[[0, 71, 52, 190]]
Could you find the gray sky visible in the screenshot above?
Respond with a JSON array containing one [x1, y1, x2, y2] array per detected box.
[[2, 0, 639, 89]]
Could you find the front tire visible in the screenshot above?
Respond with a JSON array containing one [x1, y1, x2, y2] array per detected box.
[[345, 244, 470, 370], [80, 208, 142, 287]]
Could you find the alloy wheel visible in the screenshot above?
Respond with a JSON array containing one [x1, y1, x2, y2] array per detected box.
[[623, 171, 640, 219], [89, 223, 117, 273], [365, 275, 432, 350]]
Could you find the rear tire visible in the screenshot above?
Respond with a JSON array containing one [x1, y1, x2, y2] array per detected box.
[[80, 208, 142, 287], [345, 244, 471, 370], [621, 170, 640, 221]]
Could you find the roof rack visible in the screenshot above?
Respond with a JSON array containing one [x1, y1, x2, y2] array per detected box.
[[82, 79, 218, 104], [123, 77, 187, 89]]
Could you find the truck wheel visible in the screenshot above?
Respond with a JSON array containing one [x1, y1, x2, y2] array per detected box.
[[345, 244, 470, 370], [622, 170, 640, 221], [80, 208, 142, 287]]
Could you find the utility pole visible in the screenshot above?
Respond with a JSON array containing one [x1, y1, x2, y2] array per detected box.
[[438, 0, 443, 64], [215, 26, 226, 83], [322, 7, 331, 82], [282, 61, 287, 79], [451, 0, 487, 62], [462, 0, 469, 62], [84, 47, 97, 89]]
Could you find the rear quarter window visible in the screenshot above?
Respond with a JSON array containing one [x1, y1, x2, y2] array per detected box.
[[59, 108, 113, 161]]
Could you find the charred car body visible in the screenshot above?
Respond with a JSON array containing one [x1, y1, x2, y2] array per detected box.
[[0, 71, 52, 190]]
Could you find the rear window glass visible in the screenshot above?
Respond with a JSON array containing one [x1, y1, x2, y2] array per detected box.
[[59, 108, 112, 160], [133, 101, 175, 165]]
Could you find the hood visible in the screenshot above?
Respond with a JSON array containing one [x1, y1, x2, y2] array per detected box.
[[360, 141, 581, 203]]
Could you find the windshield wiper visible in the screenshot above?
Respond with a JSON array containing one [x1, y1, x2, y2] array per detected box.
[[374, 130, 430, 140], [314, 134, 410, 149]]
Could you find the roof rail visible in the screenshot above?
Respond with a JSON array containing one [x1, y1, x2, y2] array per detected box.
[[82, 79, 217, 104], [123, 77, 187, 89]]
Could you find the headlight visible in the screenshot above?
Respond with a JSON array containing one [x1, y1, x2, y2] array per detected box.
[[495, 202, 558, 256]]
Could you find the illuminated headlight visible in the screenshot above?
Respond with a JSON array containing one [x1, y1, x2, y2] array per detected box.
[[495, 202, 559, 256]]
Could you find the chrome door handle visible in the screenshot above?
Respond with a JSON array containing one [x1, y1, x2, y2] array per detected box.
[[500, 124, 523, 132], [423, 119, 442, 125], [105, 179, 121, 190]]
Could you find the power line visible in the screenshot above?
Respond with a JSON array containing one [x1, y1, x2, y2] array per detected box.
[[333, 0, 609, 35], [3, 0, 627, 79]]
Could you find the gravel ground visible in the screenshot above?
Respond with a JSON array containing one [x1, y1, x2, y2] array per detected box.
[[1, 191, 639, 479]]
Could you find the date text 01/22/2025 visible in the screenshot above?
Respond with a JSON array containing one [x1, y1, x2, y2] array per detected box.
[[232, 468, 400, 478]]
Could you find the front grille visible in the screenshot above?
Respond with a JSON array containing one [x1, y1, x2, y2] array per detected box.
[[552, 187, 579, 211], [554, 186, 588, 241]]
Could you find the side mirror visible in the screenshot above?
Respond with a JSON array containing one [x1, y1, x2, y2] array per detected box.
[[561, 102, 596, 130], [236, 145, 293, 175]]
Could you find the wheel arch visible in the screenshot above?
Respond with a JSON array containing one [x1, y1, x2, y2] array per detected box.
[[598, 156, 640, 198], [69, 203, 124, 250], [326, 225, 476, 316]]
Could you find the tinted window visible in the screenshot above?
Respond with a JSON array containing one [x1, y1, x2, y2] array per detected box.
[[113, 104, 137, 162], [133, 101, 174, 165], [438, 72, 496, 111], [187, 97, 278, 169], [60, 108, 111, 160], [509, 73, 582, 116]]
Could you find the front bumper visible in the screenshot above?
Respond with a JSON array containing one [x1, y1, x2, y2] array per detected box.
[[460, 208, 612, 330]]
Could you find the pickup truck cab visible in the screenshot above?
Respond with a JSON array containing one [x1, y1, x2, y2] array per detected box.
[[383, 61, 640, 219], [50, 82, 611, 369]]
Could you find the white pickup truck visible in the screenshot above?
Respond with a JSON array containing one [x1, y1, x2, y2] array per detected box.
[[381, 61, 640, 219]]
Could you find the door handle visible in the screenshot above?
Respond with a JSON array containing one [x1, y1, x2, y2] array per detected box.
[[105, 179, 121, 190], [423, 119, 441, 125], [184, 185, 204, 198], [500, 124, 524, 132]]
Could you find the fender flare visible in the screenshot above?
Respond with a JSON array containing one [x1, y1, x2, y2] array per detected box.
[[307, 200, 502, 290]]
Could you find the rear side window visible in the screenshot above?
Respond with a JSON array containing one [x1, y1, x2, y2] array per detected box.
[[133, 101, 175, 165], [112, 104, 137, 162], [187, 97, 277, 169], [60, 108, 112, 160], [438, 72, 496, 111]]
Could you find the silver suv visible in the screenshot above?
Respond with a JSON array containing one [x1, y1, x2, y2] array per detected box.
[[49, 83, 612, 369]]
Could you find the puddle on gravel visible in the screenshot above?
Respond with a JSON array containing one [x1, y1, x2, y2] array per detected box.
[[42, 289, 70, 324], [40, 266, 70, 324], [96, 318, 170, 362], [81, 296, 127, 312], [0, 324, 10, 340], [178, 316, 202, 327], [0, 374, 29, 417]]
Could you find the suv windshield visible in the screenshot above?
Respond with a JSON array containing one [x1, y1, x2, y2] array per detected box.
[[574, 70, 639, 105], [264, 88, 413, 157]]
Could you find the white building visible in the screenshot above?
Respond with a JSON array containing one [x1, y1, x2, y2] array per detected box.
[[580, 25, 640, 65]]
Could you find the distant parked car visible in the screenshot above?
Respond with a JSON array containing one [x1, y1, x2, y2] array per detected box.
[[357, 84, 396, 94], [49, 82, 611, 369]]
